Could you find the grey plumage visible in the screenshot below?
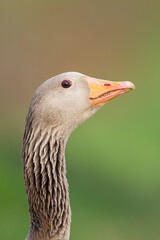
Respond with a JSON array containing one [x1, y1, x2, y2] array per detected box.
[[23, 123, 70, 240], [22, 72, 134, 240]]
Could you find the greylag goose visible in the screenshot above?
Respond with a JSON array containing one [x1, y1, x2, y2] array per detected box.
[[22, 72, 135, 240]]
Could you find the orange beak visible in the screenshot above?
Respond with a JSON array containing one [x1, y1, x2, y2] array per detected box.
[[84, 76, 135, 105]]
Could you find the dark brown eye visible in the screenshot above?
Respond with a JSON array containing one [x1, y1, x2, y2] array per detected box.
[[61, 80, 72, 88]]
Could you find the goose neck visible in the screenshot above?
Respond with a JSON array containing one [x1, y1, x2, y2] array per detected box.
[[23, 124, 71, 240]]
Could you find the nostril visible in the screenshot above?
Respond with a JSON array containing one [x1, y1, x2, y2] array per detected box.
[[104, 83, 111, 87]]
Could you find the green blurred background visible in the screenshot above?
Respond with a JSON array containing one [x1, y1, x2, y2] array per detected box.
[[0, 0, 160, 239]]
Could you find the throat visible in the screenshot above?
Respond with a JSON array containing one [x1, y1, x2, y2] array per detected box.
[[22, 125, 71, 240]]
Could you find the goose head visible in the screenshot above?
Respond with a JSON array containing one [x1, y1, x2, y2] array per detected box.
[[23, 71, 135, 240], [29, 71, 135, 136]]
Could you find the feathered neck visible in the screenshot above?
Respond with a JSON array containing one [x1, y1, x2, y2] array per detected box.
[[22, 116, 71, 240]]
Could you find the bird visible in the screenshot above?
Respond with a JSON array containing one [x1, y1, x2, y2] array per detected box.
[[22, 72, 135, 240]]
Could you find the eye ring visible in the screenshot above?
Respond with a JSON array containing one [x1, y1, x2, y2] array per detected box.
[[61, 80, 72, 88]]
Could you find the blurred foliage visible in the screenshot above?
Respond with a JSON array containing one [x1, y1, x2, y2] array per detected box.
[[0, 0, 160, 239]]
